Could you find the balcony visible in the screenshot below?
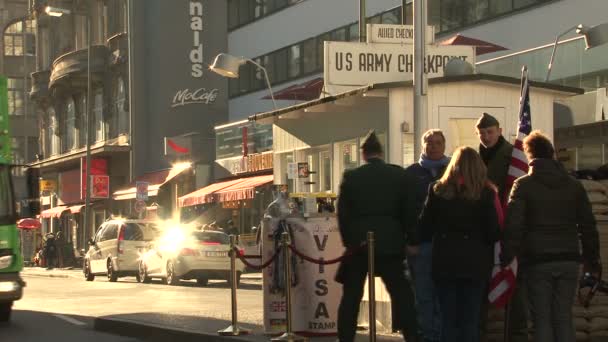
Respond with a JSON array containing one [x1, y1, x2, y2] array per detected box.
[[49, 45, 109, 90], [107, 32, 128, 67], [30, 70, 51, 101]]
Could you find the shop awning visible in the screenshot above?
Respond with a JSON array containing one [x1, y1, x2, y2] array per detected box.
[[216, 175, 274, 203], [178, 178, 247, 208], [68, 204, 85, 214], [40, 206, 69, 219], [438, 34, 508, 55], [261, 77, 324, 101], [113, 163, 191, 200]]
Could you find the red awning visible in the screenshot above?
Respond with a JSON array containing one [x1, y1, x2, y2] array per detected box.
[[17, 218, 42, 230], [439, 34, 508, 56], [68, 204, 85, 214], [262, 77, 324, 101], [178, 178, 247, 208], [113, 164, 191, 200], [40, 206, 69, 219], [216, 175, 274, 203]]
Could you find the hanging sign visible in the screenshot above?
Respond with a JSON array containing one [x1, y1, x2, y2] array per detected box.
[[367, 24, 435, 44], [324, 41, 475, 86]]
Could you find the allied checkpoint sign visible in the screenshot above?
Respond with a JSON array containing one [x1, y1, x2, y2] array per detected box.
[[324, 41, 476, 87]]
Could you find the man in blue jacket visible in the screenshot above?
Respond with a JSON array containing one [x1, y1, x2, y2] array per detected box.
[[405, 129, 450, 342]]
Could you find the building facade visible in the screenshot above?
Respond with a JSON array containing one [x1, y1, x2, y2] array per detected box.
[[226, 0, 608, 120], [29, 0, 229, 254], [0, 0, 38, 215]]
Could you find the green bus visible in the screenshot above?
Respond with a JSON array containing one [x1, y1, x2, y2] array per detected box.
[[0, 75, 25, 322]]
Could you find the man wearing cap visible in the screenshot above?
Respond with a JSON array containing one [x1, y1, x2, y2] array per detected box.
[[476, 113, 527, 342], [337, 131, 420, 342]]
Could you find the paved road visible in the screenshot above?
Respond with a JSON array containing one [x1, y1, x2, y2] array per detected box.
[[4, 273, 264, 340]]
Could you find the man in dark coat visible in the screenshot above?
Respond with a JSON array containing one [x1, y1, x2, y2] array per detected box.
[[337, 130, 420, 342], [502, 131, 600, 342], [405, 129, 450, 342], [476, 112, 526, 342]]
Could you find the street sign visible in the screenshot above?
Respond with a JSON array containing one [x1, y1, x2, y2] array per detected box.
[[287, 163, 297, 180], [136, 181, 149, 201], [91, 175, 110, 199], [367, 24, 434, 44], [134, 200, 146, 214], [39, 180, 57, 192], [324, 42, 476, 87]]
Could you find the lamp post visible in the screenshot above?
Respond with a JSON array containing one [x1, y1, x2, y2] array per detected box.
[[210, 53, 277, 110], [44, 6, 92, 249]]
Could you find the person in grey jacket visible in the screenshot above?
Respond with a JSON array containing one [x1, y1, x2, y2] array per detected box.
[[502, 131, 600, 342]]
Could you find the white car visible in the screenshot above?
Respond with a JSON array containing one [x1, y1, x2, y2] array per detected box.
[[84, 219, 160, 282], [138, 230, 245, 286]]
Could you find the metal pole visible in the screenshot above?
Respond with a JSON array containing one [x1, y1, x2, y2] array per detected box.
[[271, 232, 307, 342], [218, 235, 251, 336], [545, 25, 579, 82], [84, 13, 92, 252], [413, 0, 427, 159], [126, 0, 135, 185], [245, 59, 276, 110], [401, 0, 407, 24], [359, 0, 366, 42], [367, 232, 376, 342]]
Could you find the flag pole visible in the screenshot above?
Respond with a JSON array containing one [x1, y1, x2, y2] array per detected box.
[[503, 64, 528, 342]]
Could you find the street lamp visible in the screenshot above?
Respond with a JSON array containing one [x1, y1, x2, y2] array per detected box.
[[44, 5, 92, 250], [210, 53, 277, 109]]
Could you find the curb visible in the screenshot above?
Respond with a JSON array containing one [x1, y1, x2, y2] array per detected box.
[[94, 317, 255, 342], [21, 270, 82, 279]]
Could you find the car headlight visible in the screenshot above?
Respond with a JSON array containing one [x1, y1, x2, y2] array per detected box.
[[0, 281, 19, 292], [0, 255, 13, 269]]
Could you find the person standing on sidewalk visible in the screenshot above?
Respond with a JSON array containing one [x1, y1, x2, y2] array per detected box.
[[336, 130, 420, 342], [405, 129, 450, 342], [502, 131, 600, 342], [476, 112, 527, 342], [419, 147, 501, 342]]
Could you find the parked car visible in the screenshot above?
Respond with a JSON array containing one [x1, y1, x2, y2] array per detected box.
[[83, 219, 160, 282], [138, 229, 245, 286]]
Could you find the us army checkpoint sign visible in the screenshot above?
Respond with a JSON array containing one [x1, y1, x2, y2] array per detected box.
[[324, 41, 475, 87]]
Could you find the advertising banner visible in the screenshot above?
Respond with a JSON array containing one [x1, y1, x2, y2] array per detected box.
[[91, 175, 110, 199], [262, 215, 344, 335], [324, 41, 475, 86], [80, 158, 108, 200], [136, 181, 149, 201]]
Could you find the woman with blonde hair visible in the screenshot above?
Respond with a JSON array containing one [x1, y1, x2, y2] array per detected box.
[[418, 146, 501, 342]]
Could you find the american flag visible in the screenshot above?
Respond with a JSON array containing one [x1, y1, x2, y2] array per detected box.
[[488, 67, 530, 308]]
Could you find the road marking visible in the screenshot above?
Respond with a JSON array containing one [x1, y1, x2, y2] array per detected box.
[[54, 314, 87, 326]]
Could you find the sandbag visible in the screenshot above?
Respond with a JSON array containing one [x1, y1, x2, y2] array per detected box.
[[582, 180, 608, 193], [588, 192, 608, 204], [588, 306, 608, 319], [594, 204, 608, 214], [576, 317, 591, 332], [577, 330, 590, 342], [590, 317, 608, 332], [595, 215, 608, 222]]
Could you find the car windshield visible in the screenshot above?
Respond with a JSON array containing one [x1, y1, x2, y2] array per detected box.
[[191, 231, 230, 245], [0, 165, 16, 225]]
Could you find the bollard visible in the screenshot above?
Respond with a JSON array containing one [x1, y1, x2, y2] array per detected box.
[[367, 231, 376, 342], [218, 234, 251, 336], [271, 232, 307, 342]]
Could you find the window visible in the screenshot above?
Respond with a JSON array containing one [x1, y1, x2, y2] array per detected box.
[[0, 165, 16, 225], [287, 45, 301, 78], [228, 0, 304, 30], [75, 15, 88, 49], [7, 78, 24, 116], [121, 223, 144, 241], [302, 38, 317, 74], [66, 98, 77, 151], [49, 108, 60, 156], [101, 224, 118, 241], [78, 96, 86, 148], [115, 78, 129, 136], [11, 137, 25, 176], [381, 9, 401, 24], [4, 19, 36, 56], [93, 89, 105, 142], [193, 231, 230, 245], [274, 48, 288, 83]]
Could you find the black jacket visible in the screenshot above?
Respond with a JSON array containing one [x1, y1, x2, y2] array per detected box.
[[502, 159, 600, 268], [405, 163, 447, 243], [419, 184, 501, 280], [337, 158, 418, 255]]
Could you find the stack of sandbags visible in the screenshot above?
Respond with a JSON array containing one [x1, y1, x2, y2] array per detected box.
[[582, 294, 608, 342], [581, 180, 608, 222]]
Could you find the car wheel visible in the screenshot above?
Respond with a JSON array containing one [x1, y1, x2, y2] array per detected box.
[[227, 272, 242, 288], [84, 260, 95, 281], [165, 261, 179, 286], [196, 277, 208, 286], [107, 260, 118, 282], [138, 261, 151, 284], [0, 302, 12, 322]]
